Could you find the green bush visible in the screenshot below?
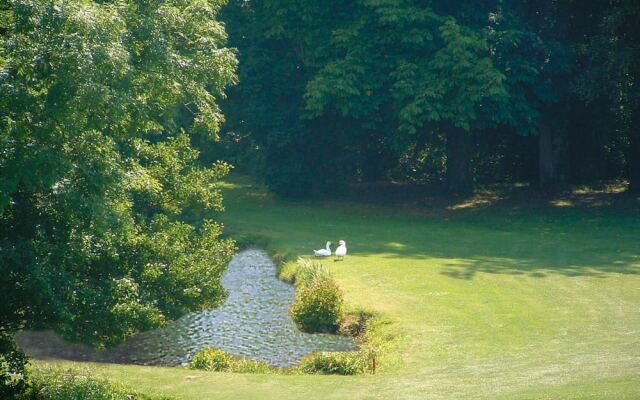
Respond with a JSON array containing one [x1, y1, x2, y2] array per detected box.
[[189, 348, 280, 374], [0, 332, 28, 399], [27, 367, 167, 400], [189, 348, 232, 371], [289, 272, 343, 334], [297, 351, 371, 375]]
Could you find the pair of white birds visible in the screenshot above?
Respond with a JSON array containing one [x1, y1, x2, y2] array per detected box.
[[313, 240, 347, 260]]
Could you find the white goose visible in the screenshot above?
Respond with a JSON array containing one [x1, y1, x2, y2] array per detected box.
[[313, 241, 332, 257], [335, 240, 347, 260]]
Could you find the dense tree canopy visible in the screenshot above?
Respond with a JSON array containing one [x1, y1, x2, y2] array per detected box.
[[220, 0, 640, 196], [575, 1, 640, 193], [0, 0, 237, 353]]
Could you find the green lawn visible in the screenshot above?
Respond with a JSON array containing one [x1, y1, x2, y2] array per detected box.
[[34, 177, 640, 399]]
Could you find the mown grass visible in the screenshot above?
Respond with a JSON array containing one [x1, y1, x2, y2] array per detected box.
[[33, 176, 640, 399]]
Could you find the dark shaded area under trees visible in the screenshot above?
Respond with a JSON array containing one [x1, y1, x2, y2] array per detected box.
[[218, 0, 640, 197]]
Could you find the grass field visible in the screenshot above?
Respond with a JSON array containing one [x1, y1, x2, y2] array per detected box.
[[34, 177, 640, 399]]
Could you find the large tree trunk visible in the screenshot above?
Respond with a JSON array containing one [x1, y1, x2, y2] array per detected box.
[[447, 126, 472, 196], [538, 121, 565, 191], [629, 110, 640, 194]]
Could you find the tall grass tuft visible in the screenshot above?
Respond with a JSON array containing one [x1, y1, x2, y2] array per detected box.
[[189, 348, 282, 374], [297, 350, 377, 375]]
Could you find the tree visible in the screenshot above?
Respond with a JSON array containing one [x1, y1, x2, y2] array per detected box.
[[305, 2, 530, 196], [222, 0, 360, 197], [576, 0, 640, 194], [393, 17, 514, 195], [0, 0, 237, 369], [220, 0, 638, 197]]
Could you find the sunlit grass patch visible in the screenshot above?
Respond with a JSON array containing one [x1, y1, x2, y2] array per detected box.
[[29, 175, 640, 399]]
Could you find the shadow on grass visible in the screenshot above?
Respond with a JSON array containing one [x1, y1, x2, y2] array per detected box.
[[438, 254, 640, 280], [220, 175, 640, 280], [350, 236, 640, 280], [296, 206, 640, 280]]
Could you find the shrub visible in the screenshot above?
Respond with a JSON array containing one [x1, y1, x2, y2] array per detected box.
[[27, 367, 167, 400], [189, 348, 232, 371], [288, 260, 343, 333], [289, 273, 343, 333], [297, 351, 371, 375], [189, 348, 280, 374], [0, 332, 28, 399]]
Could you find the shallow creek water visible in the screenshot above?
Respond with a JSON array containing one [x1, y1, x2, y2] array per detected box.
[[17, 249, 356, 367]]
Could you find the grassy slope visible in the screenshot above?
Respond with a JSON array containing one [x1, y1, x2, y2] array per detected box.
[[35, 177, 640, 399]]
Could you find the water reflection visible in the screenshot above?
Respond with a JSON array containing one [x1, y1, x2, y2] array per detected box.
[[17, 250, 356, 367]]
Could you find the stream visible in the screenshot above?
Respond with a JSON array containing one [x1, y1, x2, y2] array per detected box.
[[17, 249, 356, 367]]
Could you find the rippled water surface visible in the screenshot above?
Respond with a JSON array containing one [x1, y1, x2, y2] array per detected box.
[[17, 250, 356, 367]]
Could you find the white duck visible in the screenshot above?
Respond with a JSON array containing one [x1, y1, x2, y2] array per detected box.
[[335, 240, 347, 260], [313, 241, 332, 257]]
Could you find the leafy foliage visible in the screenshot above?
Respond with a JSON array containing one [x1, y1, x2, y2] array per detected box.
[[289, 261, 343, 334], [575, 1, 640, 193], [221, 0, 639, 195], [0, 0, 237, 351], [0, 333, 28, 399]]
